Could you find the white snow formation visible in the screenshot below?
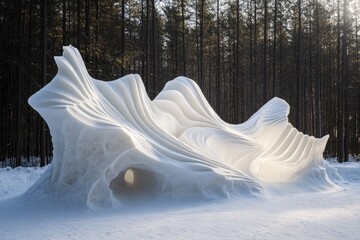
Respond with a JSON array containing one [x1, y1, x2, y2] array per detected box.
[[27, 46, 337, 209]]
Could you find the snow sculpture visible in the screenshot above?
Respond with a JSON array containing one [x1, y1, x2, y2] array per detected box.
[[27, 46, 336, 209]]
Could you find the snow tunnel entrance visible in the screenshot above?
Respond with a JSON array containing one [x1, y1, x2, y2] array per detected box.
[[109, 167, 161, 199]]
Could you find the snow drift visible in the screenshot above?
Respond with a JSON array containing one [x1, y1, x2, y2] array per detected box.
[[27, 46, 337, 209]]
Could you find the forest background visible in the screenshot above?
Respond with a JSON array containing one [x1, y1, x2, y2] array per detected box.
[[0, 0, 359, 167]]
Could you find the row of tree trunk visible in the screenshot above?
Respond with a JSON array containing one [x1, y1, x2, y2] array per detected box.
[[0, 0, 359, 167]]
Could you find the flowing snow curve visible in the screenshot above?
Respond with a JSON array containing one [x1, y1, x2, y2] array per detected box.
[[27, 46, 337, 209]]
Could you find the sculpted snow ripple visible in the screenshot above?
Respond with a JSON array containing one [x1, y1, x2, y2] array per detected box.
[[27, 46, 338, 209]]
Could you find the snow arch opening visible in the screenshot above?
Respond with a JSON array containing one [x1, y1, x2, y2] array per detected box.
[[109, 167, 162, 199]]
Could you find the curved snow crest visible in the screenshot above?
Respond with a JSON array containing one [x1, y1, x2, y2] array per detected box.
[[27, 45, 338, 209]]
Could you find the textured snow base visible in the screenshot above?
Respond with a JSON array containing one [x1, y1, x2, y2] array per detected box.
[[0, 163, 359, 240], [27, 46, 337, 208]]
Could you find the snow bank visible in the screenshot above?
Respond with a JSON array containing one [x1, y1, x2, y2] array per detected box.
[[331, 162, 360, 183], [0, 166, 47, 199], [27, 46, 338, 209]]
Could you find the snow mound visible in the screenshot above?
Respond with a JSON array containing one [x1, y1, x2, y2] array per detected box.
[[331, 162, 360, 183], [27, 46, 338, 209], [0, 166, 48, 199]]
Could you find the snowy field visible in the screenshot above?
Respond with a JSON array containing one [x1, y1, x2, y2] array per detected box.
[[0, 161, 359, 240]]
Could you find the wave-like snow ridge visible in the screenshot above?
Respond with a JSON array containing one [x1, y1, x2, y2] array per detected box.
[[27, 46, 337, 209]]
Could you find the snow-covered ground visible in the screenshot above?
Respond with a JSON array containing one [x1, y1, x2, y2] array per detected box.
[[0, 162, 359, 240], [7, 46, 356, 239], [0, 166, 48, 200]]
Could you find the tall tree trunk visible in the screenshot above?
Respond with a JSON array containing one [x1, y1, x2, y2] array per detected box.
[[263, 0, 268, 102], [152, 0, 156, 97], [40, 0, 47, 167], [216, 0, 220, 114], [141, 0, 145, 78], [199, 0, 204, 90], [296, 0, 302, 130], [356, 3, 360, 156], [234, 0, 240, 122], [146, 0, 150, 89], [62, 0, 66, 45], [342, 0, 349, 161], [95, 0, 99, 78], [249, 0, 254, 113], [15, 0, 23, 167], [315, 0, 322, 137], [254, 0, 258, 110], [195, 0, 200, 82], [121, 0, 125, 76], [337, 0, 343, 162], [77, 0, 81, 50], [272, 0, 277, 97], [181, 0, 186, 76], [26, 0, 34, 162], [85, 0, 90, 63], [309, 3, 314, 136]]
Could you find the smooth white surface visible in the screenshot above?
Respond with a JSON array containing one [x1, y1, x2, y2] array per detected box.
[[26, 46, 338, 209]]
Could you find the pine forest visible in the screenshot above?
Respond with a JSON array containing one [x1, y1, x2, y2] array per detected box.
[[0, 0, 359, 167]]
